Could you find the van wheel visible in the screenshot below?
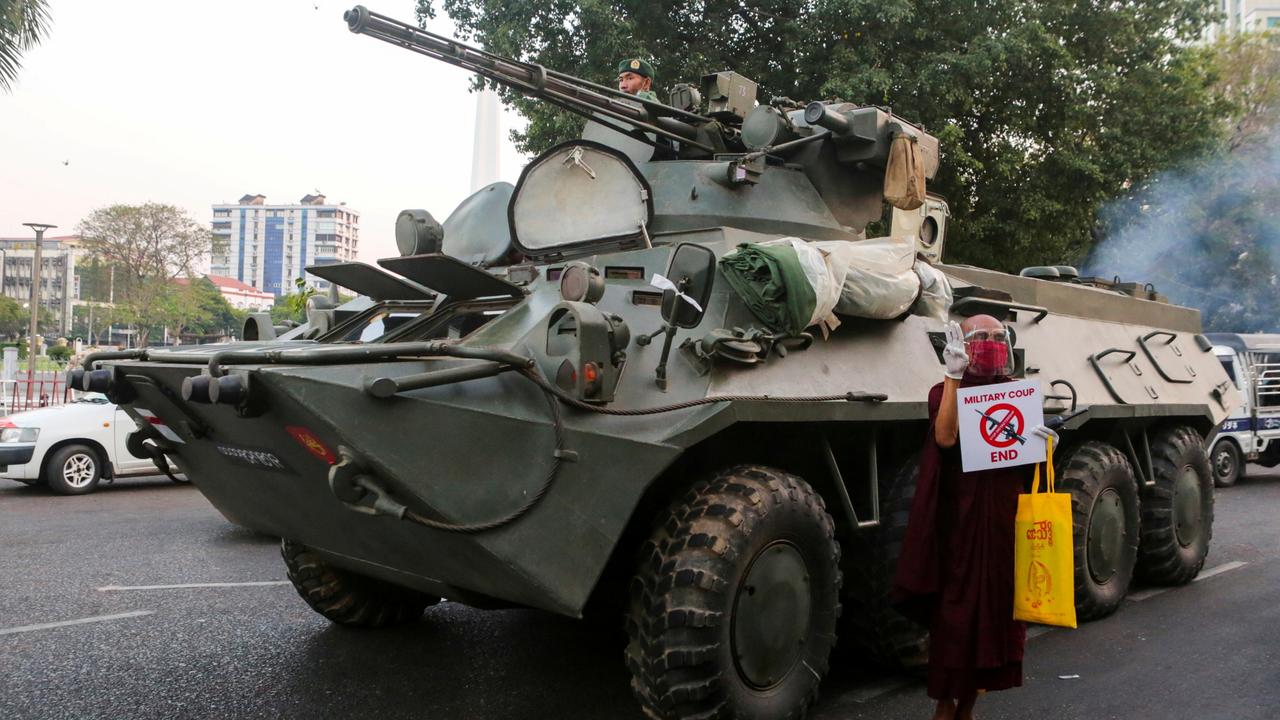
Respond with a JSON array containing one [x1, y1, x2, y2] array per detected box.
[[1138, 426, 1214, 585], [1056, 441, 1140, 621], [281, 539, 437, 627], [45, 444, 103, 495], [625, 465, 842, 720], [840, 455, 929, 669], [1210, 439, 1242, 488]]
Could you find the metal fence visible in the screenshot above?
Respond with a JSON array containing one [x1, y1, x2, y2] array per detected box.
[[1, 374, 72, 415]]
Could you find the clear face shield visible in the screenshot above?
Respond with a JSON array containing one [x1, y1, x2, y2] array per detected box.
[[963, 326, 1015, 378]]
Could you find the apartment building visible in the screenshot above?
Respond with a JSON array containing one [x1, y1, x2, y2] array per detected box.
[[210, 193, 359, 297], [0, 234, 78, 335]]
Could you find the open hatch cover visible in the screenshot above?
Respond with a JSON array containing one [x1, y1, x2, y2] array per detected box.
[[304, 262, 434, 301], [508, 140, 654, 261], [378, 253, 524, 300]]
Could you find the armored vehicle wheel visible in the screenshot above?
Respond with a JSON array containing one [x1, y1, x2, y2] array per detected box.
[[625, 466, 841, 720], [282, 539, 437, 627], [1137, 426, 1214, 585], [45, 443, 103, 495], [1210, 438, 1242, 488], [1056, 441, 1140, 621], [840, 455, 929, 669]]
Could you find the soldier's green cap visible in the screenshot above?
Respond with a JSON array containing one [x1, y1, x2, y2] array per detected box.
[[617, 58, 654, 79]]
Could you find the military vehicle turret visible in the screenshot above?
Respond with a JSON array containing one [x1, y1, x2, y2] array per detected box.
[[77, 7, 1238, 718]]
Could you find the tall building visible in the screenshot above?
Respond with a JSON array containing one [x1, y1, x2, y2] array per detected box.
[[1205, 0, 1280, 40], [210, 193, 360, 297], [0, 235, 79, 336]]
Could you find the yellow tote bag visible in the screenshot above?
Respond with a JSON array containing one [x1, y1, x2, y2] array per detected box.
[[1013, 437, 1078, 628]]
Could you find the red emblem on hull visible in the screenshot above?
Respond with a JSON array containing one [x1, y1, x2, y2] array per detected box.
[[286, 426, 337, 465]]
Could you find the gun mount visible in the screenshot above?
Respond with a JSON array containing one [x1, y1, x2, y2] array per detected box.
[[343, 5, 939, 234]]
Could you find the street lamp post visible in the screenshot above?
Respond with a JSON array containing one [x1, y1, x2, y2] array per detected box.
[[22, 223, 56, 408]]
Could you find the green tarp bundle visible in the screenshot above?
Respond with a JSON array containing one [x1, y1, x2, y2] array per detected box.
[[718, 242, 817, 335]]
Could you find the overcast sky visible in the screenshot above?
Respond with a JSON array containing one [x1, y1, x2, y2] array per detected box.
[[0, 0, 529, 263]]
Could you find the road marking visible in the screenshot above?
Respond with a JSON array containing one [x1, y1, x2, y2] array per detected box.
[[1193, 560, 1248, 582], [96, 581, 291, 592], [0, 610, 154, 636], [1128, 560, 1248, 602]]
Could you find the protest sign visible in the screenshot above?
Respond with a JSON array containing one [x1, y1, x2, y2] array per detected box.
[[957, 379, 1046, 472]]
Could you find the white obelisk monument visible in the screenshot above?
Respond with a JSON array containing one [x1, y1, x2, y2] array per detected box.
[[470, 85, 501, 192]]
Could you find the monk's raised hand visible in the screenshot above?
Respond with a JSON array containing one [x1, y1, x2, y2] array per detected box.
[[943, 320, 968, 379]]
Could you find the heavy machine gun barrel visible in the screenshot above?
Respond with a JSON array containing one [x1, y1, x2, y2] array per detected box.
[[343, 5, 712, 151]]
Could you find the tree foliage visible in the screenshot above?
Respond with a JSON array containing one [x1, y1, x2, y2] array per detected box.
[[1088, 32, 1280, 333], [418, 0, 1223, 271], [1214, 30, 1280, 150], [154, 278, 241, 342], [271, 279, 316, 326], [76, 203, 212, 346], [0, 295, 24, 337], [0, 294, 56, 340], [0, 0, 50, 92]]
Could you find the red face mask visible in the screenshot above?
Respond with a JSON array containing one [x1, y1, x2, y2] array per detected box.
[[967, 339, 1009, 376]]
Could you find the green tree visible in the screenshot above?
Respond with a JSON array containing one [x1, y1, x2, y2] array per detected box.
[[270, 297, 295, 326], [47, 344, 70, 363], [1088, 32, 1280, 332], [134, 278, 243, 345], [1213, 30, 1280, 150], [0, 295, 23, 337], [76, 203, 212, 346], [71, 302, 122, 344], [175, 277, 239, 339], [419, 0, 1224, 271], [270, 278, 315, 326], [75, 255, 122, 303], [0, 0, 50, 92]]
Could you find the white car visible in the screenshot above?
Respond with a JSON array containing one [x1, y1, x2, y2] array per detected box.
[[0, 393, 181, 495]]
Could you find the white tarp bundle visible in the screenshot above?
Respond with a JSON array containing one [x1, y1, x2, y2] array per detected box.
[[913, 261, 954, 320], [757, 238, 844, 335], [758, 236, 952, 334]]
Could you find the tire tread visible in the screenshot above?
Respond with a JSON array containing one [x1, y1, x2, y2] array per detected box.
[[624, 466, 841, 720], [281, 539, 435, 628]]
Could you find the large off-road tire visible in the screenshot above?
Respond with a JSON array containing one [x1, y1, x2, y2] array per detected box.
[[1056, 441, 1140, 622], [1209, 438, 1242, 488], [840, 455, 929, 670], [1137, 426, 1214, 585], [281, 539, 437, 627], [625, 466, 842, 720], [45, 443, 103, 495]]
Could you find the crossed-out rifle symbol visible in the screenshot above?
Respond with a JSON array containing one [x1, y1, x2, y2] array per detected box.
[[974, 407, 1027, 445]]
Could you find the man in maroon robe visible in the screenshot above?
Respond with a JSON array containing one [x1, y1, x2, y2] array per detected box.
[[893, 314, 1051, 720]]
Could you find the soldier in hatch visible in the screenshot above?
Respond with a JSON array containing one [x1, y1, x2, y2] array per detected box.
[[617, 58, 658, 101]]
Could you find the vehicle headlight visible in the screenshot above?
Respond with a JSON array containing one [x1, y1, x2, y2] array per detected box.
[[0, 427, 39, 443]]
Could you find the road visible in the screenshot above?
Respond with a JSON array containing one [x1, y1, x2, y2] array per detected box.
[[1, 468, 1277, 720]]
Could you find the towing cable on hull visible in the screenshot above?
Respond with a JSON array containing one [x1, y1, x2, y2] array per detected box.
[[78, 344, 886, 534]]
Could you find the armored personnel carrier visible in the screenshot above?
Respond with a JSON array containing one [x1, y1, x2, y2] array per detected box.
[[78, 7, 1237, 719]]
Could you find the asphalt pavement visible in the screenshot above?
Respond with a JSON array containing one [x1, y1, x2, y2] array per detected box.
[[2, 468, 1277, 720]]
